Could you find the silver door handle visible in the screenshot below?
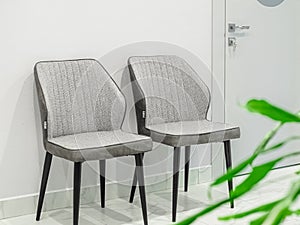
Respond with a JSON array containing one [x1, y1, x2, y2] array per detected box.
[[236, 25, 250, 30], [228, 23, 250, 33]]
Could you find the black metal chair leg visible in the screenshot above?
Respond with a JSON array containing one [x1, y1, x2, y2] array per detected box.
[[74, 162, 82, 225], [129, 171, 137, 203], [184, 146, 191, 192], [224, 140, 234, 208], [172, 147, 181, 222], [36, 152, 53, 221], [135, 154, 148, 225], [129, 153, 144, 203], [99, 160, 106, 208]]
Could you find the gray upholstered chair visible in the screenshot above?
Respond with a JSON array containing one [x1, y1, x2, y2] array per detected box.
[[127, 55, 240, 222], [34, 59, 152, 225]]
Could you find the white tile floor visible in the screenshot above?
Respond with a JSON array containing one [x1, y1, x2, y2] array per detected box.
[[1, 166, 300, 225]]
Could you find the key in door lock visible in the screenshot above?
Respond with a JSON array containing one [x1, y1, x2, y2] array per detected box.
[[228, 37, 237, 50]]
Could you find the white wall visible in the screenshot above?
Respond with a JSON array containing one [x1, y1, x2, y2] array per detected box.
[[0, 0, 212, 199], [297, 1, 300, 91]]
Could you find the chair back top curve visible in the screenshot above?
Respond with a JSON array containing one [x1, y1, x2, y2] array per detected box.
[[128, 55, 211, 128], [34, 59, 126, 139]]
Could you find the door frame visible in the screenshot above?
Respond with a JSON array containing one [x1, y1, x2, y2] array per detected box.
[[211, 0, 227, 179]]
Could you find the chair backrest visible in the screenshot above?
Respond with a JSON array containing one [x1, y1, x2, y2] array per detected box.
[[34, 59, 126, 139], [128, 55, 210, 128]]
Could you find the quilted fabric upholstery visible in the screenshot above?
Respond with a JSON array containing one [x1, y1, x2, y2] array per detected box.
[[128, 55, 210, 126], [128, 55, 240, 147], [35, 59, 126, 138], [34, 59, 153, 162], [147, 120, 240, 147], [47, 130, 152, 162]]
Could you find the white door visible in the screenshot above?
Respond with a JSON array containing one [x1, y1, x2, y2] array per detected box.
[[225, 0, 300, 169]]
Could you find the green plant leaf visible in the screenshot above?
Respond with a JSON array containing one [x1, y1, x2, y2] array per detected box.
[[231, 158, 282, 199], [264, 136, 300, 152], [292, 209, 300, 215], [178, 157, 285, 225], [219, 200, 281, 221], [250, 214, 268, 225], [262, 180, 300, 225], [250, 207, 292, 225], [262, 205, 290, 225], [177, 98, 300, 225], [245, 99, 300, 123], [175, 199, 229, 225], [254, 123, 283, 154], [210, 154, 257, 187], [211, 123, 282, 189]]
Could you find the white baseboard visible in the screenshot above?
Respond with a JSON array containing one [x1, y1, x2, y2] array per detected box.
[[0, 166, 211, 220]]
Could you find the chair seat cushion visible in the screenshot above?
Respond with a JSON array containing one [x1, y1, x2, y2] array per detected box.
[[46, 130, 152, 162], [146, 120, 240, 147]]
